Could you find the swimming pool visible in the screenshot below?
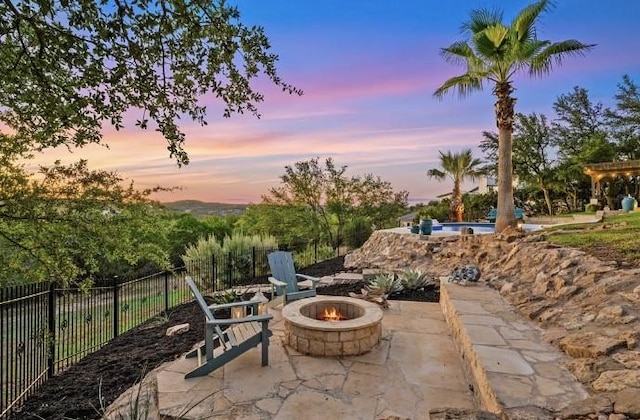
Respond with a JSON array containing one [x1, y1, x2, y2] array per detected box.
[[432, 222, 543, 233]]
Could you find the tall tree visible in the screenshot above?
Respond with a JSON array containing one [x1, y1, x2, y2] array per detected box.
[[427, 149, 483, 222], [264, 157, 408, 247], [434, 0, 593, 232], [512, 113, 557, 215], [0, 0, 301, 165], [480, 113, 558, 215], [606, 75, 640, 161], [553, 86, 613, 163]]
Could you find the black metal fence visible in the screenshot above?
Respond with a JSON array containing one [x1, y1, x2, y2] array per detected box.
[[0, 243, 343, 417]]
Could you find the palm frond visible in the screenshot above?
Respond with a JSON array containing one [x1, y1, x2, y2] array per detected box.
[[511, 0, 551, 42], [461, 7, 503, 35], [529, 40, 596, 77], [433, 74, 483, 99], [440, 41, 476, 66], [427, 168, 446, 180]]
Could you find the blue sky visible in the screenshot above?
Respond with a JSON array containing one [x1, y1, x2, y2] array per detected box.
[[38, 0, 640, 203]]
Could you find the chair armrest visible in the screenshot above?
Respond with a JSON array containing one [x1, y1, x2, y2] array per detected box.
[[296, 273, 320, 283], [208, 314, 273, 326], [208, 300, 259, 311], [268, 277, 287, 287]]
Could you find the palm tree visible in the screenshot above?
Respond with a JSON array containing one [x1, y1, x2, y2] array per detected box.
[[434, 0, 594, 232], [427, 149, 483, 222]]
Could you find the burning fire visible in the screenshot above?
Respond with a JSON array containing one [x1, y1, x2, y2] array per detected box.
[[321, 307, 346, 321]]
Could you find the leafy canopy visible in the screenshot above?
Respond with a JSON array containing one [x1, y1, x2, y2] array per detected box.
[[0, 0, 301, 165], [434, 0, 594, 98]]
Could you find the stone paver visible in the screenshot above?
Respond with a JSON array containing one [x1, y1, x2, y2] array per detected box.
[[152, 300, 475, 420], [105, 273, 597, 420]]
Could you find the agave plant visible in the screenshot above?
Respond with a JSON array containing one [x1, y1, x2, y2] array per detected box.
[[398, 269, 431, 290], [367, 272, 403, 295]]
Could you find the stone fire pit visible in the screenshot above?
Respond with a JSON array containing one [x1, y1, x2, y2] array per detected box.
[[281, 296, 383, 357]]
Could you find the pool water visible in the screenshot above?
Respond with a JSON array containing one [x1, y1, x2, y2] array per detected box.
[[432, 222, 542, 233]]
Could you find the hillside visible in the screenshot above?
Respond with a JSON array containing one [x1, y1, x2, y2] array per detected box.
[[162, 200, 248, 217]]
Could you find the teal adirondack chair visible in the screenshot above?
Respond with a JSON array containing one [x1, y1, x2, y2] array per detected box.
[[486, 207, 525, 222], [184, 277, 273, 378], [267, 251, 320, 305]]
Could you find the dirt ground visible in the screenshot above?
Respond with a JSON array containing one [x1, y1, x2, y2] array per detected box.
[[12, 257, 439, 420]]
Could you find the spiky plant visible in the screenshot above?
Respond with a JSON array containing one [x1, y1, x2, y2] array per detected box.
[[367, 272, 403, 295], [398, 269, 431, 290]]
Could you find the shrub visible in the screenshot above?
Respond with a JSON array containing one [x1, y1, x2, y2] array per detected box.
[[585, 203, 599, 213], [344, 217, 373, 248], [182, 232, 278, 289]]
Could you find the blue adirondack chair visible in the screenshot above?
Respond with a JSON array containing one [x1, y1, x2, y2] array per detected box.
[[486, 207, 525, 222], [184, 277, 273, 378], [268, 251, 320, 304]]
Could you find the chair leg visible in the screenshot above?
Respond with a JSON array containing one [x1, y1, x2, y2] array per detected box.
[[261, 321, 269, 366], [205, 326, 214, 360]]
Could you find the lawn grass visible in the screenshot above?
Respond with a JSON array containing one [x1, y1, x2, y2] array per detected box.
[[545, 211, 640, 265]]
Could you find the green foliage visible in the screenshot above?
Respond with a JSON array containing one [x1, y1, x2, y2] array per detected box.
[[0, 0, 300, 166], [182, 232, 278, 289], [367, 273, 403, 295], [427, 149, 483, 222], [343, 217, 373, 248], [398, 269, 431, 290], [264, 157, 408, 248], [413, 201, 449, 222], [547, 212, 640, 266], [585, 203, 599, 213], [166, 213, 216, 265], [237, 204, 318, 247], [435, 0, 593, 230], [0, 160, 171, 287]]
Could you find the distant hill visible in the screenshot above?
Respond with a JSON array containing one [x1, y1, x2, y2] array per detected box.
[[162, 200, 248, 217]]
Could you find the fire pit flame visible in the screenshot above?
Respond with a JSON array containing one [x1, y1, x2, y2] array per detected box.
[[320, 307, 346, 321]]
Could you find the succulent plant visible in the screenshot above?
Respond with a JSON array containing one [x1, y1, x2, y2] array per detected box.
[[367, 272, 403, 295], [398, 269, 431, 290]]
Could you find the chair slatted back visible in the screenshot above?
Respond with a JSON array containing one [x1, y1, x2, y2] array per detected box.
[[268, 251, 299, 293], [186, 277, 229, 345]]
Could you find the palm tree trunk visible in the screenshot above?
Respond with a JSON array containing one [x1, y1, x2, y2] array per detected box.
[[494, 82, 516, 232], [452, 180, 463, 222]]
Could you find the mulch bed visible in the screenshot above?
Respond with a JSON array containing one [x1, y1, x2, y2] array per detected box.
[[12, 257, 439, 419]]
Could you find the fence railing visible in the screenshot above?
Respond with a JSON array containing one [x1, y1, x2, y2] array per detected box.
[[0, 242, 345, 417]]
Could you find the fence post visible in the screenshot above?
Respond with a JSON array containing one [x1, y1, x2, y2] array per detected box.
[[227, 252, 233, 289], [211, 254, 216, 292], [252, 247, 256, 280], [314, 240, 318, 264], [113, 276, 119, 338], [164, 271, 169, 313], [47, 281, 56, 378]]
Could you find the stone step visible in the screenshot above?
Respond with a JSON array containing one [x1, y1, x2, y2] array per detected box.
[[440, 281, 589, 418]]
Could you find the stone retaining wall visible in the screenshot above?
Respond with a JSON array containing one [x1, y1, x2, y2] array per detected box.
[[345, 229, 640, 418]]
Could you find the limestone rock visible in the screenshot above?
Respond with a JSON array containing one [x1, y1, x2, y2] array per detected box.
[[591, 369, 640, 392], [428, 408, 498, 419], [559, 395, 613, 418], [596, 305, 625, 322], [344, 228, 640, 406], [558, 333, 627, 358], [612, 387, 640, 418], [612, 351, 640, 369], [166, 323, 190, 336]]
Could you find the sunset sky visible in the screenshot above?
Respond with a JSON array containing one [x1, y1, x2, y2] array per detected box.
[[35, 0, 640, 204]]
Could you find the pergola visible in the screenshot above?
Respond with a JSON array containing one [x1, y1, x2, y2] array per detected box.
[[583, 160, 640, 201]]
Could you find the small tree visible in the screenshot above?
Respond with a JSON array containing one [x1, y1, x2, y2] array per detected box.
[[427, 150, 483, 222]]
